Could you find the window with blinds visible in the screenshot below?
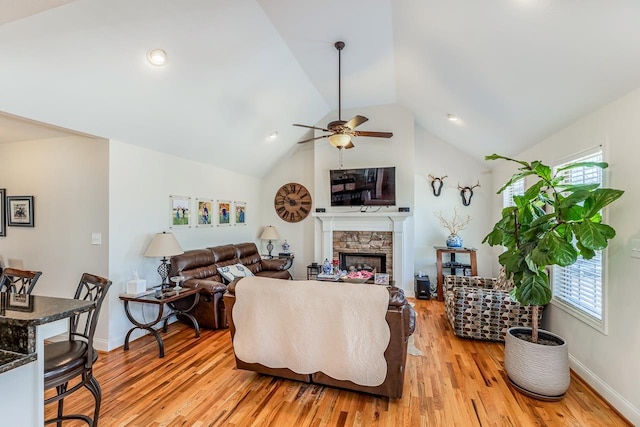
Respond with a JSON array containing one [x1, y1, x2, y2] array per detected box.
[[552, 149, 604, 324], [502, 178, 525, 208]]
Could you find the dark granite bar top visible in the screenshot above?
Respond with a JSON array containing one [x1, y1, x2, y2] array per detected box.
[[0, 293, 94, 327], [0, 349, 36, 374], [0, 293, 94, 375]]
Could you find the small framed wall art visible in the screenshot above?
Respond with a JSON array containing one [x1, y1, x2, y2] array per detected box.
[[7, 195, 34, 227], [170, 195, 191, 228], [234, 201, 246, 226], [374, 273, 390, 286], [196, 198, 213, 228], [0, 189, 5, 236], [217, 200, 231, 226]]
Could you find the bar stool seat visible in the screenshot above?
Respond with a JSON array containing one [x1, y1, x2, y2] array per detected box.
[[44, 341, 98, 383]]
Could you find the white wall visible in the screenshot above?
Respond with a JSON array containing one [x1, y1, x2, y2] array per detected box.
[[413, 125, 493, 282], [107, 140, 262, 350], [259, 143, 316, 280], [0, 135, 110, 334], [488, 88, 640, 424]]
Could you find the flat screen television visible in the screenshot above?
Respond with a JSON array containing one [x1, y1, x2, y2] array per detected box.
[[330, 167, 396, 206]]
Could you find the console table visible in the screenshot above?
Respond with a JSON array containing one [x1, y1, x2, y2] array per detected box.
[[120, 287, 200, 358], [434, 246, 477, 301]]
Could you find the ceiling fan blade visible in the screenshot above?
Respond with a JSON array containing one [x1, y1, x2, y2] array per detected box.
[[344, 141, 355, 149], [344, 115, 368, 129], [293, 123, 331, 132], [353, 131, 393, 138], [297, 135, 329, 144]]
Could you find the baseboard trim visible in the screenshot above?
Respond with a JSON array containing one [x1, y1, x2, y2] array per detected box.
[[569, 354, 639, 425]]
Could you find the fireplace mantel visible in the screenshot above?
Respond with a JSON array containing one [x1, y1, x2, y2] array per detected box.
[[313, 211, 412, 294]]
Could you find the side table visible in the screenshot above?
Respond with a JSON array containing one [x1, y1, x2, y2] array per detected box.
[[434, 246, 477, 302], [119, 287, 201, 358], [306, 263, 320, 280]]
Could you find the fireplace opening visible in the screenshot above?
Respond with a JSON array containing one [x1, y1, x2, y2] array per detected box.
[[339, 252, 386, 274]]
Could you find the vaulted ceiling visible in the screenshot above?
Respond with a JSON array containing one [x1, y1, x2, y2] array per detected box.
[[2, 1, 640, 177]]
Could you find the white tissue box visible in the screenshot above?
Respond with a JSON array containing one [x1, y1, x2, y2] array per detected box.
[[127, 279, 147, 295]]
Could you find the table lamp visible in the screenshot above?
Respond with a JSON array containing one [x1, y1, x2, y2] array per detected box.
[[144, 232, 184, 287], [260, 226, 279, 258]]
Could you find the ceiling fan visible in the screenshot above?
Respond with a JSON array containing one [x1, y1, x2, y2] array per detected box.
[[293, 41, 393, 149]]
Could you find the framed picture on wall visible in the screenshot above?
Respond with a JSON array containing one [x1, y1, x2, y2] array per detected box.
[[234, 201, 246, 226], [195, 198, 213, 228], [169, 195, 191, 228], [7, 195, 34, 227], [0, 189, 5, 236], [217, 200, 231, 226]]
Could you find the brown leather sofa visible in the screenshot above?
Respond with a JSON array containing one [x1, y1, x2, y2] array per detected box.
[[224, 278, 416, 398], [170, 242, 291, 329]]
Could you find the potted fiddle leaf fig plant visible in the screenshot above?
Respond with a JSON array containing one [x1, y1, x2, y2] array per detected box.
[[483, 154, 623, 400]]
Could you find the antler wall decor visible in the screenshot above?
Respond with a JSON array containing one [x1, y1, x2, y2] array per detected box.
[[458, 181, 481, 206], [428, 174, 448, 197]]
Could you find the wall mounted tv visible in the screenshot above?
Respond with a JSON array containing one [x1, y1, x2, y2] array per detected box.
[[330, 167, 396, 207]]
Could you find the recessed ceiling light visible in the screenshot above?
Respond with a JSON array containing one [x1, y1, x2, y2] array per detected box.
[[267, 131, 278, 141], [147, 49, 167, 66], [447, 114, 459, 122]]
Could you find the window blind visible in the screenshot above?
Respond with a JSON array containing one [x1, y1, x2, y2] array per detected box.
[[502, 178, 525, 208], [552, 150, 603, 320]]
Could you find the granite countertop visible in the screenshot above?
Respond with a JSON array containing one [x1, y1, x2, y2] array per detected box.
[[0, 294, 95, 375], [0, 350, 36, 374], [0, 294, 94, 327]]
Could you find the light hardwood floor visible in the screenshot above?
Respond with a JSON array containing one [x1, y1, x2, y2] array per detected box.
[[46, 299, 631, 426]]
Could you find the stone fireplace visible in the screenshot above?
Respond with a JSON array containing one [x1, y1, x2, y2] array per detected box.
[[313, 211, 411, 292], [333, 231, 392, 277]]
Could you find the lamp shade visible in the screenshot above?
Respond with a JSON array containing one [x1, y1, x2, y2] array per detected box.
[[260, 226, 279, 241], [144, 232, 184, 257], [329, 133, 351, 148]]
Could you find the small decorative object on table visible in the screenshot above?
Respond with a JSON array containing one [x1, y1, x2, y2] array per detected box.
[[340, 270, 374, 283], [434, 207, 471, 248], [170, 275, 185, 292], [281, 240, 290, 253], [322, 258, 332, 275]]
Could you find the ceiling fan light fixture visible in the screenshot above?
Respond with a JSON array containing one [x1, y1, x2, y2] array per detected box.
[[329, 133, 351, 148], [147, 48, 167, 66]]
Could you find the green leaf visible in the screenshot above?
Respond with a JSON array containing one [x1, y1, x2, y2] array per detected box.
[[558, 189, 591, 209], [583, 189, 624, 218], [576, 241, 596, 260], [514, 272, 552, 306], [529, 213, 556, 229], [532, 163, 552, 181], [524, 180, 545, 202], [575, 221, 609, 250], [556, 161, 608, 172], [542, 232, 578, 266], [556, 183, 601, 193]]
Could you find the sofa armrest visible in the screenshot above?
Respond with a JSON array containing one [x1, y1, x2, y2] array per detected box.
[[183, 278, 227, 295], [261, 258, 289, 271]]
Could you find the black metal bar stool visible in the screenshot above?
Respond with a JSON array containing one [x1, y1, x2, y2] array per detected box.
[[44, 273, 112, 426]]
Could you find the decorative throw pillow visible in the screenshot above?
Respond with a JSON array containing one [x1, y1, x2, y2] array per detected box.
[[217, 263, 255, 282], [494, 267, 514, 291]]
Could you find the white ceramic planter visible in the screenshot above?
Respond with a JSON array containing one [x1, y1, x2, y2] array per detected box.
[[504, 327, 570, 400]]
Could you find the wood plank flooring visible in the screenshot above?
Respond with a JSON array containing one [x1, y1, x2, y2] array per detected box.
[[45, 299, 631, 426]]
